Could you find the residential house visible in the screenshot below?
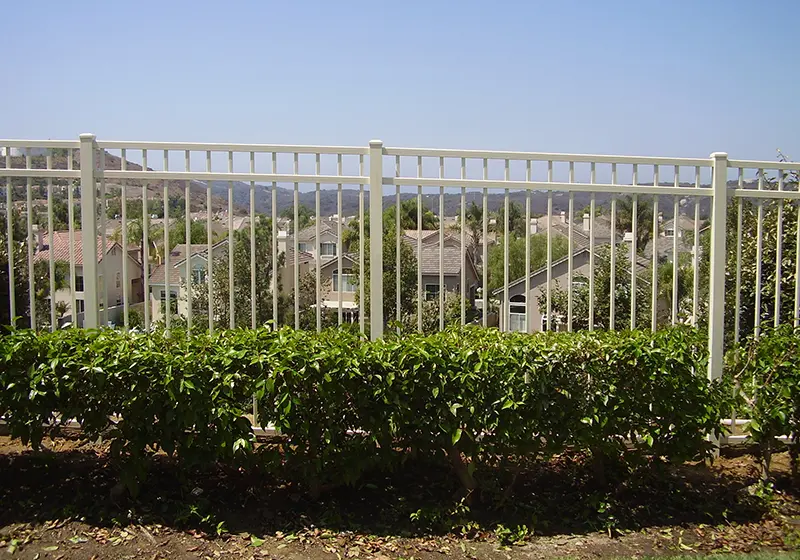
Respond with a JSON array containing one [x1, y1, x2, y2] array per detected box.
[[280, 219, 360, 321], [33, 230, 144, 325], [279, 222, 480, 324], [148, 240, 228, 322], [491, 210, 687, 332], [644, 214, 697, 261], [407, 231, 481, 302], [528, 211, 614, 249], [492, 245, 654, 332]]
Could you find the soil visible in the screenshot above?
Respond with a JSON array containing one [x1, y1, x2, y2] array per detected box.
[[1, 435, 799, 559]]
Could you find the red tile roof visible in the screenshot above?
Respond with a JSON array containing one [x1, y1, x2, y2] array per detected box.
[[33, 231, 117, 265]]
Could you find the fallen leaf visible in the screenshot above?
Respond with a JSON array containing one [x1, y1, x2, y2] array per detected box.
[[250, 536, 265, 547]]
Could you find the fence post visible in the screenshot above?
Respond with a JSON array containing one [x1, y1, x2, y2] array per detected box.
[[708, 152, 728, 381], [79, 133, 100, 329], [708, 152, 729, 449], [369, 140, 384, 339]]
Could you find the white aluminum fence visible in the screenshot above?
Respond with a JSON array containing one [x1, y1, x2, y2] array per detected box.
[[3, 134, 800, 388]]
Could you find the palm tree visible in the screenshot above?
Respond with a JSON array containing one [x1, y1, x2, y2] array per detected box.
[[111, 218, 165, 264], [454, 202, 484, 268], [493, 201, 525, 236], [615, 195, 654, 251], [55, 301, 69, 321]]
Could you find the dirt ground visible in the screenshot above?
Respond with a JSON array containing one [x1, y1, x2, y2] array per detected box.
[[1, 435, 799, 559]]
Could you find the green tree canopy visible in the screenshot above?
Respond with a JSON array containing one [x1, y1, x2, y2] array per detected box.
[[487, 233, 568, 294]]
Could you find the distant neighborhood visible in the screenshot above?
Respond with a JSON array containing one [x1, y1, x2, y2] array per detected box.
[[1, 150, 708, 332]]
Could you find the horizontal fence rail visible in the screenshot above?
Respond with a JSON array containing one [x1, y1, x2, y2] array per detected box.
[[3, 134, 800, 397]]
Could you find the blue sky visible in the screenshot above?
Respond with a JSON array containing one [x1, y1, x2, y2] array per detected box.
[[2, 0, 798, 162]]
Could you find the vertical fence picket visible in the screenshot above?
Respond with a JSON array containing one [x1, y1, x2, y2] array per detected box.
[[609, 164, 617, 331], [25, 150, 35, 329], [368, 140, 384, 340], [546, 161, 553, 331], [46, 152, 56, 330], [775, 169, 784, 327], [755, 169, 765, 337], [206, 150, 213, 333], [121, 150, 129, 329], [651, 166, 659, 332], [4, 147, 13, 326]]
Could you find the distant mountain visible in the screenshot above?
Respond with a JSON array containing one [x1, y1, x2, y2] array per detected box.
[[210, 181, 715, 221], [3, 150, 723, 221]]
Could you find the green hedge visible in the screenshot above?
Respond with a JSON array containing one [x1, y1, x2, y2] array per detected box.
[[727, 324, 800, 478], [0, 325, 725, 495]]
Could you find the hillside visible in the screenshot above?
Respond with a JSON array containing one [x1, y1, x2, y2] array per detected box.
[[1, 150, 231, 213], [3, 151, 734, 220], [217, 182, 715, 221]]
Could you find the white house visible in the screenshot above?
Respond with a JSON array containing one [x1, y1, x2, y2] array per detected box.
[[33, 230, 144, 325], [148, 240, 229, 323]]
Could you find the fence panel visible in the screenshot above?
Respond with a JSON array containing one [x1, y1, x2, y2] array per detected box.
[[4, 134, 800, 396]]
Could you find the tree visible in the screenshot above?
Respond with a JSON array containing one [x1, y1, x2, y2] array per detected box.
[[682, 157, 799, 343], [348, 221, 418, 327], [383, 198, 439, 231], [111, 218, 164, 264], [400, 290, 477, 334], [0, 209, 68, 328], [190, 216, 284, 330], [494, 201, 525, 237], [449, 202, 485, 272], [167, 218, 208, 248], [280, 204, 313, 233], [694, 199, 799, 344], [343, 198, 439, 251], [615, 195, 655, 251], [295, 270, 337, 330], [486, 234, 568, 294]]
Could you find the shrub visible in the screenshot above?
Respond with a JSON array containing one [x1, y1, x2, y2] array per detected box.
[[0, 325, 726, 496], [728, 325, 800, 479]]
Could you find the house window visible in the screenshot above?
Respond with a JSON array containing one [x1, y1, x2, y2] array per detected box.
[[333, 268, 357, 293], [192, 265, 206, 284], [509, 294, 526, 332], [665, 228, 676, 237], [298, 242, 310, 253], [75, 275, 84, 292], [115, 272, 121, 288], [75, 299, 85, 314], [425, 284, 440, 301], [160, 290, 179, 313], [320, 242, 337, 257]]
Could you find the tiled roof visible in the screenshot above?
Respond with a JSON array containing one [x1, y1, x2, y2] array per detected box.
[[402, 229, 440, 244], [533, 214, 615, 249], [295, 220, 336, 242], [33, 231, 116, 265], [418, 243, 466, 276], [149, 241, 228, 285], [148, 263, 180, 286], [284, 247, 315, 266], [169, 244, 210, 264]]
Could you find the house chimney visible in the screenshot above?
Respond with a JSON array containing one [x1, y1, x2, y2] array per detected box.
[[277, 230, 288, 256], [32, 224, 44, 251], [530, 217, 538, 234], [582, 213, 590, 232], [560, 210, 566, 223]]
